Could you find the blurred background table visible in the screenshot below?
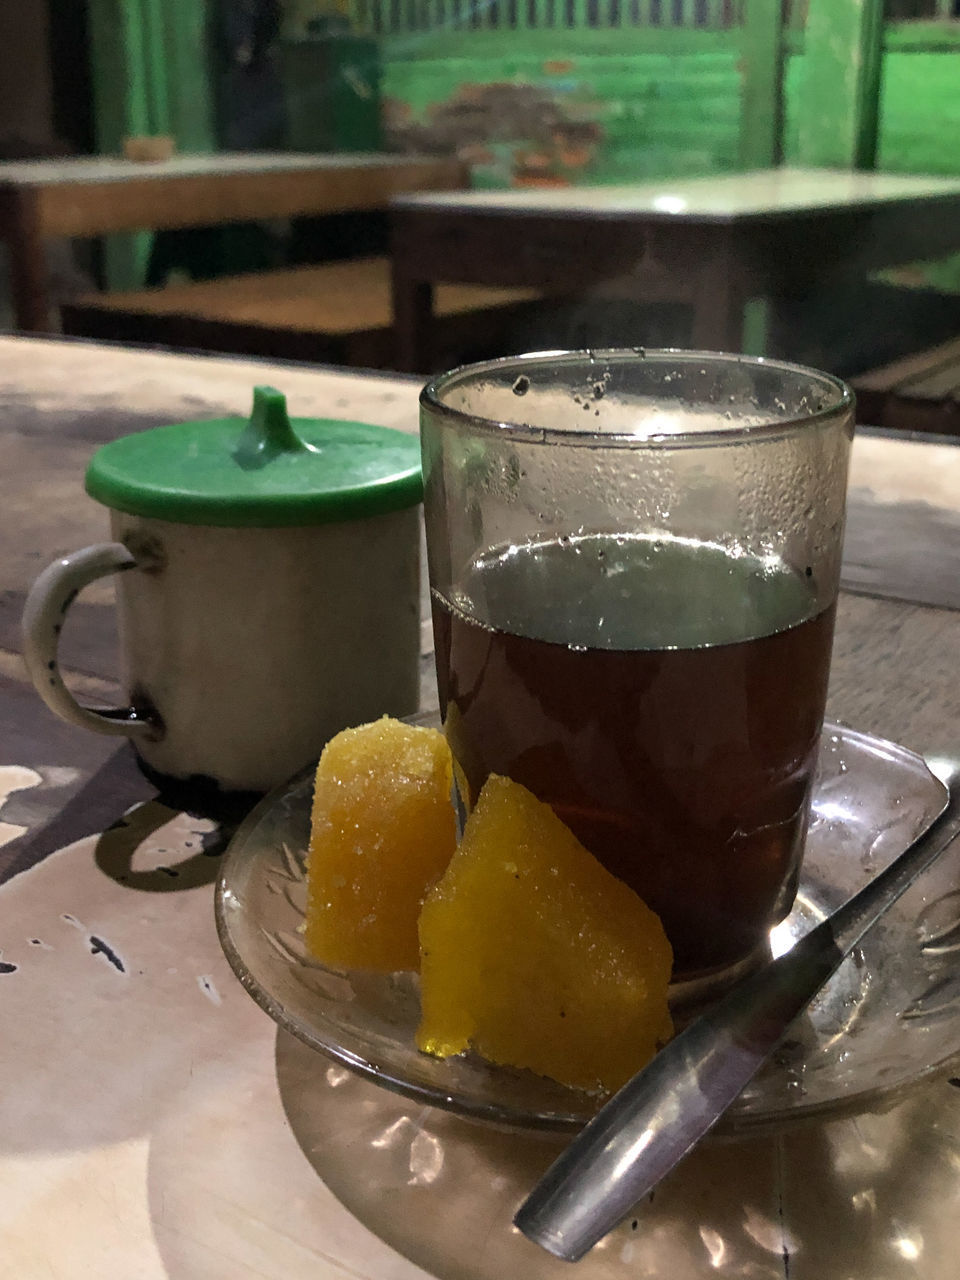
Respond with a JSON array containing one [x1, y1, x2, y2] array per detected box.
[[390, 168, 960, 372], [2, 336, 960, 1279], [0, 152, 467, 333]]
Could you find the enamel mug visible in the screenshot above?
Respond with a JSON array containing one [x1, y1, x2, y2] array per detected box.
[[22, 387, 423, 805]]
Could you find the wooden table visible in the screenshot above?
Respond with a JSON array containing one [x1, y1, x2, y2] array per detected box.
[[3, 337, 960, 1279], [852, 334, 960, 438], [0, 151, 467, 333], [60, 258, 543, 373], [390, 167, 960, 372]]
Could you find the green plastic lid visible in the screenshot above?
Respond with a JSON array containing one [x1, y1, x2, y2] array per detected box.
[[84, 386, 423, 527]]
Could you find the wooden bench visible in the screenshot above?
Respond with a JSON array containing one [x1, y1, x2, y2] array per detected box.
[[60, 257, 543, 373], [851, 336, 960, 438]]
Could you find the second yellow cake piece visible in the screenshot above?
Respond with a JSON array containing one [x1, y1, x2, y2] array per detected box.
[[417, 774, 674, 1094]]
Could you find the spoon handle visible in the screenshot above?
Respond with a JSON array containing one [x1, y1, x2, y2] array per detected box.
[[515, 772, 960, 1263]]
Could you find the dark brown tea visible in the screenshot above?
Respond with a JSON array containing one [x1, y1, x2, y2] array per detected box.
[[432, 532, 835, 977]]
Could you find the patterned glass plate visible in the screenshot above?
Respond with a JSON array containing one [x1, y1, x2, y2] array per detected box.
[[215, 720, 957, 1135]]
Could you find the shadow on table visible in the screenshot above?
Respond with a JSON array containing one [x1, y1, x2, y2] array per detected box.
[[272, 1030, 960, 1280], [0, 745, 153, 884], [94, 795, 232, 892], [1, 741, 233, 892]]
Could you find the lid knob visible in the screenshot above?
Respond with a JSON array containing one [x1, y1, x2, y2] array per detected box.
[[233, 386, 311, 470], [84, 387, 422, 526]]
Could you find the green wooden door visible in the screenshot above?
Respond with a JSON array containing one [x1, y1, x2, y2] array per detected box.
[[88, 0, 217, 288]]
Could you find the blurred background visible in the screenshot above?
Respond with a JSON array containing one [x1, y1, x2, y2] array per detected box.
[[2, 0, 960, 384]]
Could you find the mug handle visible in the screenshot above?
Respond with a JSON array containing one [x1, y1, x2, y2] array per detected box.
[[21, 543, 160, 741]]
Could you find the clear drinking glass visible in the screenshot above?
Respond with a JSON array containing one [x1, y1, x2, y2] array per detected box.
[[420, 349, 854, 994]]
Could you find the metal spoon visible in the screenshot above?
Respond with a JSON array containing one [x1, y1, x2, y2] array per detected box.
[[514, 758, 960, 1263]]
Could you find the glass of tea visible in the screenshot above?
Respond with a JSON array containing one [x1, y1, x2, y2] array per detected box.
[[420, 349, 854, 996]]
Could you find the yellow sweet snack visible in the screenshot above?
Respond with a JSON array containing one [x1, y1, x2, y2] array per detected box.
[[417, 774, 674, 1094], [305, 717, 458, 972]]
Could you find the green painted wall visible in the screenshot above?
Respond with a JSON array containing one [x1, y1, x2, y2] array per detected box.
[[784, 40, 960, 177], [384, 19, 960, 192], [783, 33, 960, 294], [877, 51, 960, 175], [787, 0, 883, 170], [381, 33, 744, 187], [781, 51, 804, 164], [876, 48, 960, 292]]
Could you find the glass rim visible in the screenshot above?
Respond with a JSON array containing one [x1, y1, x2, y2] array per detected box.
[[420, 348, 854, 448]]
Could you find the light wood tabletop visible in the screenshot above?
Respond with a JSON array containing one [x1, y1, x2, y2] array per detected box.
[[0, 151, 468, 334], [392, 168, 960, 221]]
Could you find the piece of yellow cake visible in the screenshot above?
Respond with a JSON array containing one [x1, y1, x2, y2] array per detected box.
[[304, 717, 458, 972], [417, 774, 673, 1094]]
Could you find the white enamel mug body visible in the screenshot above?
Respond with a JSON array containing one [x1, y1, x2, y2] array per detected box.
[[22, 506, 421, 798]]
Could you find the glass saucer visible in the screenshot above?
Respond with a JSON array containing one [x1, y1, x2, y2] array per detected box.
[[214, 721, 956, 1136]]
